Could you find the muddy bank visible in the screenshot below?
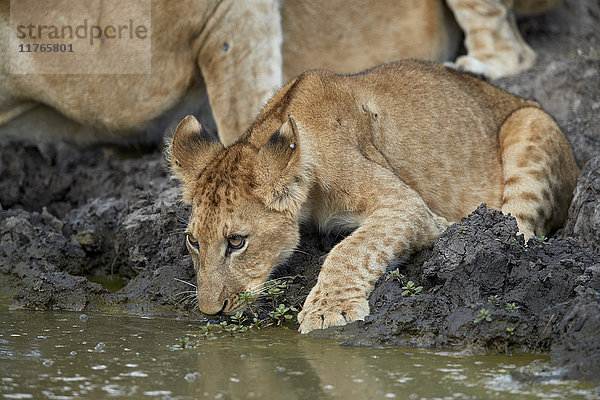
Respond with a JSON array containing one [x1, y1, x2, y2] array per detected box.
[[308, 203, 600, 380], [1, 155, 599, 380], [0, 0, 599, 383]]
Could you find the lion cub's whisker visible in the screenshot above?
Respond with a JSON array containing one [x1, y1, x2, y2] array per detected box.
[[174, 290, 197, 297], [245, 276, 294, 295], [173, 277, 197, 289], [279, 248, 318, 260], [169, 290, 197, 309], [177, 294, 197, 304]]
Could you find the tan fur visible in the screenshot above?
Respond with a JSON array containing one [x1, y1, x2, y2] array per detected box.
[[0, 0, 459, 147], [2, 1, 560, 147], [167, 60, 578, 334], [445, 0, 563, 79]]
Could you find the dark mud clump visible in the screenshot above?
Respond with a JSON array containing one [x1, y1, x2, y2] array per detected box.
[[0, 142, 196, 316], [308, 204, 600, 380], [563, 156, 600, 255], [0, 0, 599, 383]]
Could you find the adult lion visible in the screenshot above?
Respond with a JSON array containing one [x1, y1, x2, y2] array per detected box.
[[0, 0, 559, 146]]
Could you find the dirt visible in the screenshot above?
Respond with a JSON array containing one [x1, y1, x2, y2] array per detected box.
[[0, 0, 598, 382], [308, 204, 600, 381]]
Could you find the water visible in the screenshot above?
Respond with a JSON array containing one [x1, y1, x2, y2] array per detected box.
[[0, 309, 597, 400]]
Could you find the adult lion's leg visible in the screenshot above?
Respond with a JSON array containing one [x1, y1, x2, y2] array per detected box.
[[196, 0, 283, 146], [297, 170, 448, 334], [446, 0, 536, 78], [499, 107, 579, 239]]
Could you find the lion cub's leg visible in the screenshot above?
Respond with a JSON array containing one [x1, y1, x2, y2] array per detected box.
[[446, 0, 536, 78], [297, 175, 448, 334], [499, 107, 579, 239]]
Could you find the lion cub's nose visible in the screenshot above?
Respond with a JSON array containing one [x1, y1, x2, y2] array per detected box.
[[198, 300, 226, 315]]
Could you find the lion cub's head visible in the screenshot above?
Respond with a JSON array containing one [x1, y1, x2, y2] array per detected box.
[[166, 114, 312, 315]]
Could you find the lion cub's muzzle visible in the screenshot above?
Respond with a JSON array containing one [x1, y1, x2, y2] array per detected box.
[[221, 293, 242, 315], [198, 293, 241, 316]]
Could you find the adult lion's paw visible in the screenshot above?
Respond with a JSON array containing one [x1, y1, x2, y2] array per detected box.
[[454, 55, 495, 79], [297, 287, 369, 334], [453, 49, 536, 80]]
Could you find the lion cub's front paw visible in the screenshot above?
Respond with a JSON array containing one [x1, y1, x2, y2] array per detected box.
[[297, 286, 369, 334]]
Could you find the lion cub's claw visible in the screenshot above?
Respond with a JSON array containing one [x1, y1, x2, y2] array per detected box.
[[297, 292, 369, 334]]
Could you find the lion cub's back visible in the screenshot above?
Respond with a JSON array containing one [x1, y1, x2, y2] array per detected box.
[[351, 61, 535, 221]]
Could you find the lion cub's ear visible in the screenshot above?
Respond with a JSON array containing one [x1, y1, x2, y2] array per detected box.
[[166, 115, 224, 203], [255, 115, 311, 214]]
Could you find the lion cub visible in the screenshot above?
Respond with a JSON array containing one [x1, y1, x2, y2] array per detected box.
[[167, 60, 578, 334]]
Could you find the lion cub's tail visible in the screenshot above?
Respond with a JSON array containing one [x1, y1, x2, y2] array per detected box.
[[498, 107, 579, 239]]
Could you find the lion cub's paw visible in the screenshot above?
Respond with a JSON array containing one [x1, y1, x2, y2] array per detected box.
[[297, 287, 369, 334]]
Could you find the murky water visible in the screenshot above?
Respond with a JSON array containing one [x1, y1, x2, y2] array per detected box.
[[0, 309, 597, 400]]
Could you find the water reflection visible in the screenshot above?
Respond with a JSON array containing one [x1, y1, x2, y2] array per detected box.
[[0, 310, 597, 400], [192, 334, 326, 399]]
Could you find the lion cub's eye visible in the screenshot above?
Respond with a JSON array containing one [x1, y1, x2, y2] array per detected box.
[[226, 235, 246, 253], [186, 234, 199, 251]]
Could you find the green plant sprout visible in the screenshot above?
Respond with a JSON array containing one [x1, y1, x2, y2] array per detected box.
[[237, 278, 290, 317], [502, 235, 549, 252], [402, 281, 423, 297], [231, 311, 247, 326], [474, 308, 491, 323], [505, 302, 520, 313], [265, 280, 288, 308], [269, 304, 299, 326], [388, 268, 403, 282], [529, 235, 550, 249], [488, 295, 501, 306], [185, 278, 300, 341]]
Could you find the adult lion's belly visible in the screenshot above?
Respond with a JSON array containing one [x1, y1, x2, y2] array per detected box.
[[281, 0, 460, 78]]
